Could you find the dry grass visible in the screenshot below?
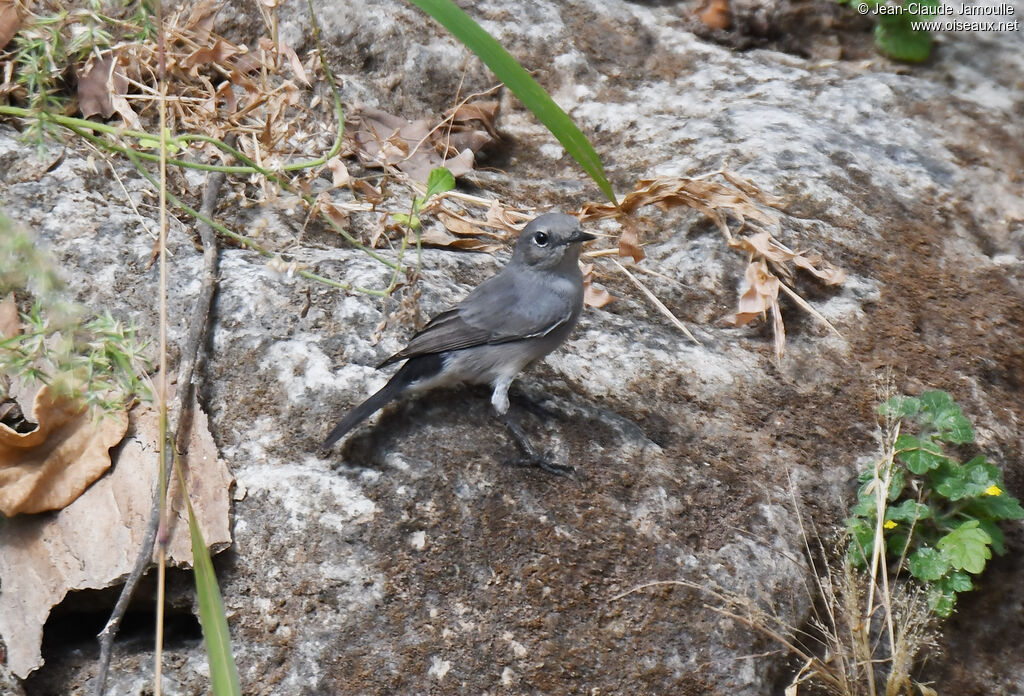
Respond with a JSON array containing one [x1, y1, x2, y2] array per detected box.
[[613, 373, 940, 696]]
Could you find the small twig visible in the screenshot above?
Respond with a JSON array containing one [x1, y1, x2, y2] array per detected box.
[[776, 278, 843, 339], [153, 18, 171, 694], [609, 258, 702, 346], [93, 138, 234, 696]]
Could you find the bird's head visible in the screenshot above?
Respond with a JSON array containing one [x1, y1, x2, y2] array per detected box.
[[511, 213, 595, 270]]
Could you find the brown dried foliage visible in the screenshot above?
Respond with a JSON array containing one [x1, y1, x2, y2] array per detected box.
[[0, 385, 128, 516], [580, 172, 846, 357], [350, 100, 500, 183]]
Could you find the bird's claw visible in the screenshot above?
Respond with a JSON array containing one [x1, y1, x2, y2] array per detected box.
[[508, 450, 576, 477], [536, 458, 576, 477]]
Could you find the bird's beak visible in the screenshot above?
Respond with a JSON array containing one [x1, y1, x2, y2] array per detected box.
[[567, 228, 596, 244]]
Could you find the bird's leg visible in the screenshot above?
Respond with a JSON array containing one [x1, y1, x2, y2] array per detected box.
[[492, 377, 574, 476], [509, 385, 562, 421], [499, 411, 575, 476]]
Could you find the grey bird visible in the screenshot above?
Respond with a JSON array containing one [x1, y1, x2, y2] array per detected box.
[[323, 213, 595, 473]]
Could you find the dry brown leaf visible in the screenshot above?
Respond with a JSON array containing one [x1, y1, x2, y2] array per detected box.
[[418, 224, 502, 253], [790, 252, 846, 285], [436, 211, 505, 240], [354, 108, 435, 182], [440, 100, 500, 156], [729, 259, 779, 324], [109, 89, 142, 130], [201, 79, 237, 115], [582, 263, 615, 308], [437, 211, 480, 237], [77, 50, 138, 128], [446, 130, 491, 154], [0, 293, 18, 338], [483, 200, 526, 233], [698, 0, 732, 29], [579, 175, 779, 243], [0, 395, 232, 678], [0, 0, 23, 52], [579, 173, 843, 356], [277, 41, 309, 86], [446, 101, 500, 136], [77, 56, 129, 119], [184, 0, 221, 44], [230, 50, 262, 76], [725, 260, 786, 358], [227, 66, 260, 96], [326, 156, 350, 188], [180, 38, 239, 77], [731, 231, 846, 285], [721, 170, 785, 207], [352, 102, 497, 183], [0, 386, 128, 516], [618, 218, 644, 262], [280, 80, 300, 106], [443, 148, 475, 178], [350, 178, 384, 205], [318, 196, 351, 229]]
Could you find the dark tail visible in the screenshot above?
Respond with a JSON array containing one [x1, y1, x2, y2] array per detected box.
[[322, 354, 443, 449], [322, 379, 403, 449]]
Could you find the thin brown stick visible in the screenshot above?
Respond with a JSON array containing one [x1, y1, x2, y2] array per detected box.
[[93, 138, 234, 696], [609, 258, 702, 346], [154, 17, 170, 691]]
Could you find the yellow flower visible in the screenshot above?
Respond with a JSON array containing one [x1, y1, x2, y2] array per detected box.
[[985, 485, 1003, 496], [884, 520, 898, 529]]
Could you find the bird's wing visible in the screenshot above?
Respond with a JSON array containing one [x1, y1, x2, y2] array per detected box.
[[378, 270, 575, 367]]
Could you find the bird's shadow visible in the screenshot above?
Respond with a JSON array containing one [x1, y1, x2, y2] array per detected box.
[[336, 385, 487, 468], [333, 384, 567, 470]]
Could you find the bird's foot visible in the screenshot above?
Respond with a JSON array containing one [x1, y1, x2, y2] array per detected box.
[[506, 449, 576, 477], [500, 411, 577, 476], [535, 457, 576, 477]]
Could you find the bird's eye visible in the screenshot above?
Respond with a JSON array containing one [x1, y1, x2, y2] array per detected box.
[[533, 231, 549, 247]]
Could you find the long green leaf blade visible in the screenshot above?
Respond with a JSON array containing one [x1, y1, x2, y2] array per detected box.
[[187, 503, 241, 696], [407, 0, 617, 204]]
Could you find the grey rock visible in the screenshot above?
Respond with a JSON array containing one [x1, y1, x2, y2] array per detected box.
[[4, 0, 1023, 694]]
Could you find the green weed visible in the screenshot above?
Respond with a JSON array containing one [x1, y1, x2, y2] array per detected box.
[[0, 214, 151, 412], [838, 0, 940, 62], [847, 390, 1023, 616]]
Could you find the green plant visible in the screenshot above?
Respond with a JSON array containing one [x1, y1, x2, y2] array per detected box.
[[9, 0, 139, 152], [847, 390, 1024, 616], [177, 455, 241, 696], [11, 12, 68, 151], [407, 0, 616, 204], [838, 0, 939, 63], [392, 166, 456, 232], [0, 214, 152, 411]]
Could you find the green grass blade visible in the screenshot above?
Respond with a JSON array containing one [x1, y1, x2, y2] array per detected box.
[[407, 0, 617, 204], [186, 502, 241, 696]]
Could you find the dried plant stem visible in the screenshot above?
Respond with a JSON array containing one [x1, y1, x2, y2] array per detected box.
[[864, 421, 901, 696], [92, 135, 234, 696], [153, 8, 169, 692], [776, 278, 843, 339], [0, 105, 343, 174], [611, 579, 844, 691], [610, 258, 702, 346]]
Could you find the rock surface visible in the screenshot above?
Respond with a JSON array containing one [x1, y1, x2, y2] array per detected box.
[[3, 0, 1023, 694]]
